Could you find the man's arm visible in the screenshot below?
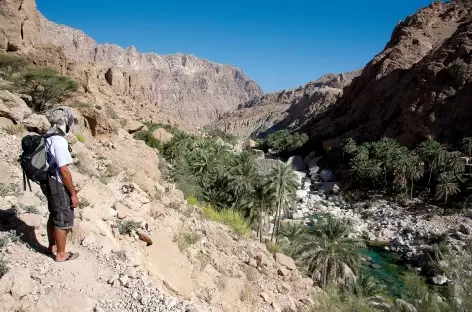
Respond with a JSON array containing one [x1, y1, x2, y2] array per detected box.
[[58, 165, 79, 208]]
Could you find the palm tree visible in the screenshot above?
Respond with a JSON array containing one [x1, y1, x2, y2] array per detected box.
[[404, 154, 425, 198], [416, 139, 446, 186], [228, 151, 260, 207], [294, 216, 365, 287], [347, 274, 387, 304], [278, 222, 307, 256], [436, 172, 461, 204], [445, 151, 466, 175], [240, 180, 274, 242], [266, 164, 298, 242]]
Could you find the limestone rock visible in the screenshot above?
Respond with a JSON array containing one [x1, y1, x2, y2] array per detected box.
[[431, 275, 448, 286], [287, 156, 307, 171], [0, 117, 13, 128], [151, 127, 174, 143], [275, 253, 296, 270], [242, 138, 256, 149], [123, 120, 145, 134], [114, 202, 131, 219], [35, 289, 95, 312], [0, 90, 32, 123], [0, 268, 35, 299], [22, 113, 50, 134]]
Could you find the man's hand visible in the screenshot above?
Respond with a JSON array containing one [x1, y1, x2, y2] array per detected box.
[[71, 194, 79, 209]]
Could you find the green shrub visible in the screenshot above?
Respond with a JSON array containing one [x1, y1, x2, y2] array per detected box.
[[134, 130, 163, 150], [14, 67, 77, 113], [263, 129, 308, 153], [0, 259, 9, 278], [8, 230, 21, 243], [95, 105, 102, 110], [0, 183, 19, 197], [173, 230, 201, 251], [117, 220, 141, 235], [75, 133, 85, 143], [202, 205, 251, 238], [0, 53, 27, 79], [23, 205, 40, 214], [0, 237, 9, 247], [78, 199, 90, 209], [204, 127, 237, 145], [100, 164, 121, 185], [186, 196, 199, 206], [266, 241, 283, 254]]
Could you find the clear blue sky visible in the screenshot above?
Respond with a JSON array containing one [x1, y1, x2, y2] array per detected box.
[[37, 0, 433, 93]]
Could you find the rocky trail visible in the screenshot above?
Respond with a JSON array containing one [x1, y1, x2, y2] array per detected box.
[[0, 94, 316, 312]]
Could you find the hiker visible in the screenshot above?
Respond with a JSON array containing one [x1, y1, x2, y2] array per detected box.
[[40, 107, 80, 262]]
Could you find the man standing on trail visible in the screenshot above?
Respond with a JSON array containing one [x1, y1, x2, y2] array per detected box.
[[41, 107, 80, 262]]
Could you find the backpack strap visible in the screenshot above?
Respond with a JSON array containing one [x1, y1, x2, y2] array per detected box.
[[22, 170, 32, 192]]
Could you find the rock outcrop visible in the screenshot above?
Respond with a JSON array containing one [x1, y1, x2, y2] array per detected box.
[[213, 71, 360, 138], [0, 0, 262, 128], [301, 0, 472, 148]]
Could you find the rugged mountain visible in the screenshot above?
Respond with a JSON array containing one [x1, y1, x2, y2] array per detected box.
[[300, 0, 472, 149], [0, 0, 262, 128], [213, 70, 360, 138]]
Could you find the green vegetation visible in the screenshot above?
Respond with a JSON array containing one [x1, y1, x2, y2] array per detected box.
[[78, 198, 90, 209], [14, 67, 77, 113], [75, 133, 86, 143], [0, 259, 9, 278], [117, 220, 141, 235], [202, 205, 251, 238], [343, 137, 471, 206], [203, 126, 237, 145], [23, 205, 40, 214], [173, 230, 201, 251], [0, 236, 9, 248], [0, 53, 28, 79], [258, 129, 308, 153]]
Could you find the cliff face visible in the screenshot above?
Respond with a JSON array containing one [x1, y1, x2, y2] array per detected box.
[[213, 71, 360, 138], [0, 0, 262, 127], [301, 0, 472, 148]]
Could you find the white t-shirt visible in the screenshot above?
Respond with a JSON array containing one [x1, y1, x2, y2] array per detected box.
[[46, 136, 72, 183]]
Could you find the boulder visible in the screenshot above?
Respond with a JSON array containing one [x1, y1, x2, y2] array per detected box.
[[319, 169, 334, 182], [318, 182, 341, 194], [431, 275, 448, 285], [243, 138, 256, 149], [287, 156, 307, 171], [304, 151, 317, 165], [114, 202, 131, 220], [0, 268, 35, 299], [0, 117, 13, 128], [0, 90, 32, 123], [394, 299, 417, 312], [252, 149, 265, 159], [275, 253, 296, 270], [308, 156, 323, 169], [151, 127, 174, 143], [459, 223, 472, 235], [293, 171, 304, 187], [35, 289, 95, 312], [22, 113, 50, 134], [296, 190, 308, 200], [123, 120, 145, 134]]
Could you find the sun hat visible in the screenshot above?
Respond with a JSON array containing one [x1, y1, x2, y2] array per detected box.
[[45, 106, 75, 134]]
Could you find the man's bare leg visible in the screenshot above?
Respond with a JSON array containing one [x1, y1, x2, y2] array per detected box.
[[54, 228, 69, 261], [46, 218, 56, 254]]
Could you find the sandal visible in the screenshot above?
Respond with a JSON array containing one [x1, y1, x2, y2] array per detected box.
[[55, 252, 79, 262]]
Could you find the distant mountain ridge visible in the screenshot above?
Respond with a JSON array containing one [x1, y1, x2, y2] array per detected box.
[[213, 70, 360, 138], [0, 0, 262, 128]]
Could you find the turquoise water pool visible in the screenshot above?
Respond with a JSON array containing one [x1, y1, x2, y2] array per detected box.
[[306, 213, 410, 298]]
